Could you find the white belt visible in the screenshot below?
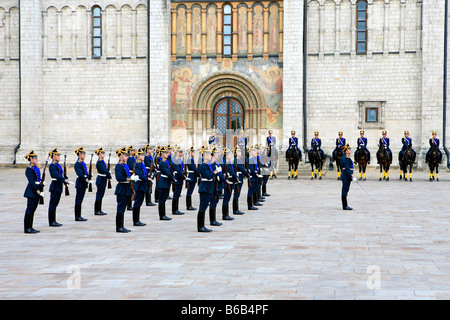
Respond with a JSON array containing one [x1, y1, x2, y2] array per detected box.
[[119, 181, 130, 184], [51, 178, 59, 181], [35, 182, 41, 185], [201, 178, 213, 182], [237, 172, 242, 175], [98, 173, 106, 177], [187, 170, 194, 173], [160, 174, 168, 178]]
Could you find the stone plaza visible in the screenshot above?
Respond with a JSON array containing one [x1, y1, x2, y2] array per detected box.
[[1, 166, 450, 300]]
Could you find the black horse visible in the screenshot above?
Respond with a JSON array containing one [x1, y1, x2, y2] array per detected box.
[[427, 144, 440, 181], [376, 143, 392, 181], [308, 144, 324, 180], [354, 147, 369, 181], [332, 147, 344, 180], [399, 144, 415, 182], [286, 146, 301, 180]]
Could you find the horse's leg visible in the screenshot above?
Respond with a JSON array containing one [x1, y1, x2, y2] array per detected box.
[[311, 163, 314, 180], [386, 164, 390, 181], [358, 164, 362, 180], [379, 165, 383, 181], [436, 164, 439, 181], [363, 164, 367, 181], [319, 162, 322, 180], [409, 164, 412, 182], [294, 161, 298, 179], [429, 165, 434, 181]]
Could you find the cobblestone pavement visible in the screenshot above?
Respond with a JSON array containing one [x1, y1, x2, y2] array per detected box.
[[1, 167, 449, 300]]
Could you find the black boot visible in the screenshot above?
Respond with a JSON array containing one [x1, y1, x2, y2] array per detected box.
[[159, 203, 172, 220], [209, 208, 222, 226], [155, 189, 159, 203], [262, 185, 270, 197], [116, 212, 130, 232], [186, 195, 196, 211], [24, 214, 39, 233], [48, 210, 62, 227], [133, 207, 146, 226], [247, 196, 258, 210], [342, 195, 353, 210], [126, 196, 133, 211], [145, 192, 156, 206], [197, 212, 211, 232], [253, 193, 263, 206], [172, 198, 184, 215], [233, 198, 244, 215], [222, 205, 234, 220], [258, 188, 265, 202], [75, 204, 88, 221], [94, 201, 107, 215]]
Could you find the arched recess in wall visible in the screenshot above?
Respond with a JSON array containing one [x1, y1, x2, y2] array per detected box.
[[187, 72, 266, 135]]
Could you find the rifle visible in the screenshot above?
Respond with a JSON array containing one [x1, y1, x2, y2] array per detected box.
[[155, 155, 160, 182], [213, 163, 219, 200], [64, 153, 70, 196], [184, 161, 189, 189], [107, 148, 112, 189], [234, 155, 241, 195], [245, 155, 252, 188], [131, 161, 136, 201], [223, 160, 231, 194], [257, 155, 262, 185], [170, 159, 176, 192], [39, 156, 49, 205], [88, 154, 93, 192]]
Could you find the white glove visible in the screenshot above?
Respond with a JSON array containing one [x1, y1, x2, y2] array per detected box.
[[68, 181, 75, 185], [131, 175, 139, 181], [186, 178, 191, 181], [216, 166, 222, 173], [352, 177, 357, 182], [226, 180, 233, 185], [40, 192, 45, 198], [258, 174, 263, 178]]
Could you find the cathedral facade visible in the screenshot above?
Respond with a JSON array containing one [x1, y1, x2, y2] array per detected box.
[[0, 0, 448, 167]]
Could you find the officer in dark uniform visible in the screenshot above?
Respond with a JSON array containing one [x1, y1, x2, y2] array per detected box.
[[287, 130, 302, 159], [114, 147, 132, 232], [222, 147, 238, 221], [260, 146, 271, 197], [48, 148, 67, 227], [126, 145, 136, 210], [197, 147, 219, 232], [340, 144, 354, 211], [74, 147, 90, 222], [131, 148, 148, 227], [266, 130, 278, 178], [233, 146, 250, 215], [158, 146, 175, 221], [143, 144, 156, 207], [24, 150, 43, 233], [186, 146, 201, 211], [94, 147, 111, 216], [309, 131, 324, 160], [171, 145, 187, 215]]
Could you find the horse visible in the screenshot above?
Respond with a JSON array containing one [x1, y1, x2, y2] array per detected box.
[[308, 144, 324, 180], [376, 143, 391, 181], [399, 144, 415, 182], [332, 147, 344, 180], [427, 144, 440, 181], [354, 147, 369, 181], [286, 146, 301, 180]]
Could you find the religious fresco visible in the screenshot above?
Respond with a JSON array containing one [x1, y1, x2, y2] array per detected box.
[[170, 57, 283, 133]]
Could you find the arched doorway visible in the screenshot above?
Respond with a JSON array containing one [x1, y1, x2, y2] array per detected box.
[[213, 97, 244, 135]]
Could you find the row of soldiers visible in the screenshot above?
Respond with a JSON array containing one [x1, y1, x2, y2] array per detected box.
[[22, 143, 272, 234]]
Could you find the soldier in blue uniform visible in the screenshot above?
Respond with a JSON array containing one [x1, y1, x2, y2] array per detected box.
[[399, 131, 416, 163], [74, 147, 90, 222], [209, 147, 225, 226], [255, 144, 265, 203], [114, 147, 132, 233], [131, 148, 148, 227], [126, 145, 136, 210], [48, 148, 67, 227], [222, 147, 238, 221], [143, 144, 156, 207], [309, 131, 325, 159], [208, 129, 220, 147], [158, 146, 175, 221], [171, 145, 187, 215], [376, 130, 392, 164], [197, 147, 220, 232], [266, 130, 278, 178], [332, 131, 346, 162], [426, 131, 442, 164], [94, 147, 111, 216], [340, 144, 355, 211], [154, 146, 162, 203], [248, 145, 262, 210], [186, 146, 201, 211], [24, 150, 43, 233], [356, 130, 370, 164], [286, 130, 301, 158], [233, 146, 250, 215]]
